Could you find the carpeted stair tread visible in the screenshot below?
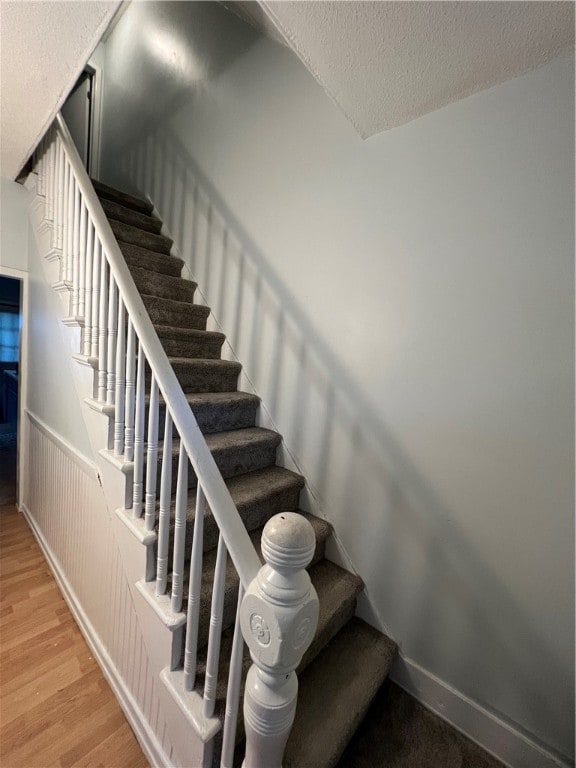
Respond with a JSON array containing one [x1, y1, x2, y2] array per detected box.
[[283, 618, 397, 768], [165, 358, 241, 393], [92, 179, 154, 216], [152, 391, 260, 435], [159, 466, 305, 556], [110, 218, 173, 255], [129, 265, 196, 303], [142, 294, 211, 330], [188, 466, 305, 553], [193, 557, 359, 708], [101, 197, 163, 234], [184, 392, 259, 434], [155, 326, 225, 359], [156, 427, 281, 488], [120, 241, 184, 277], [188, 513, 333, 651], [203, 428, 281, 479]]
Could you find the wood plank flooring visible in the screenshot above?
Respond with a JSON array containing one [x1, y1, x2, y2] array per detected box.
[[0, 501, 149, 768]]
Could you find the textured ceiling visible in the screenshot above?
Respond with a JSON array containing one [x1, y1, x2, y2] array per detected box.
[[0, 1, 122, 179], [1, 1, 573, 176], [254, 1, 575, 138]]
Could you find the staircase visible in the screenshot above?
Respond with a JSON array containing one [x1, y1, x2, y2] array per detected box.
[[30, 117, 397, 768], [93, 177, 397, 767]]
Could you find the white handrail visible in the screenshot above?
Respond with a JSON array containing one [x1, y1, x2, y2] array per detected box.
[[34, 115, 322, 768], [54, 113, 261, 590]]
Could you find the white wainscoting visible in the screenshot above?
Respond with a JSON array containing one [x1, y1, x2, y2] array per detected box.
[[21, 410, 177, 768]]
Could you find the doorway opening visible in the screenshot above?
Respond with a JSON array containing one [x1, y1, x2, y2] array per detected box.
[[61, 66, 95, 175], [0, 275, 22, 506]]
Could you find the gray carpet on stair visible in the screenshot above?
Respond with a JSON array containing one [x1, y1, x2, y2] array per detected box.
[[285, 618, 397, 768], [120, 241, 184, 276], [337, 681, 506, 768]]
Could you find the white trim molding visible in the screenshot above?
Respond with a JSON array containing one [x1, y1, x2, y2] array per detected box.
[[25, 408, 98, 480], [391, 655, 573, 768], [0, 264, 29, 510], [21, 413, 181, 766]]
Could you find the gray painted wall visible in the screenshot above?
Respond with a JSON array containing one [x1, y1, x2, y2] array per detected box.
[[98, 2, 575, 760], [25, 226, 93, 459], [1, 177, 93, 460]]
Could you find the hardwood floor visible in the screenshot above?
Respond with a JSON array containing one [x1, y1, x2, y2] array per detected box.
[[0, 499, 149, 768]]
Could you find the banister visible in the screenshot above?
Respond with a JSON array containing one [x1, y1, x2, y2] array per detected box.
[[53, 113, 262, 590]]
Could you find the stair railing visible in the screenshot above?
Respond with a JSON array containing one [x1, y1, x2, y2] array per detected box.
[[32, 114, 318, 768]]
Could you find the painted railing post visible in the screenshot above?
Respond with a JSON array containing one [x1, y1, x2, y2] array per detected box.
[[240, 513, 319, 768]]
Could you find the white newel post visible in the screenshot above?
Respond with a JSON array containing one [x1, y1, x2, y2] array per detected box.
[[240, 513, 319, 768]]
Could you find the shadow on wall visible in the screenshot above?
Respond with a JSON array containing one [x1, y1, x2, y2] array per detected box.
[[108, 125, 572, 759]]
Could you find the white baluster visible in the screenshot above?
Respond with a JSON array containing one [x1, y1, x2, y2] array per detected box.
[[156, 411, 173, 595], [220, 583, 245, 768], [57, 139, 65, 252], [106, 273, 117, 406], [83, 222, 94, 356], [91, 238, 101, 359], [171, 441, 188, 612], [78, 201, 87, 319], [184, 485, 206, 691], [41, 137, 47, 196], [241, 514, 319, 768], [114, 298, 126, 455], [53, 139, 61, 251], [47, 132, 55, 222], [144, 377, 159, 531], [61, 160, 70, 280], [132, 342, 145, 517], [203, 534, 227, 719], [71, 180, 80, 314], [124, 320, 136, 462], [97, 254, 108, 402], [66, 163, 74, 285]]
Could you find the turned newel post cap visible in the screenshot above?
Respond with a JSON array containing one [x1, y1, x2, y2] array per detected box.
[[261, 512, 316, 572]]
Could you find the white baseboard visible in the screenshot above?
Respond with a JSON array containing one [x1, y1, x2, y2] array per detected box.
[[391, 655, 573, 768], [20, 502, 175, 768]]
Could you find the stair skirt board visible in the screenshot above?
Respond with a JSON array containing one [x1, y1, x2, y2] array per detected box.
[[28, 170, 399, 768]]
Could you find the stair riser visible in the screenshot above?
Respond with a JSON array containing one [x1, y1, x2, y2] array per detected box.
[[159, 337, 223, 360], [129, 267, 196, 303], [101, 198, 162, 234], [151, 400, 258, 438], [143, 302, 209, 331], [297, 592, 358, 675], [120, 243, 183, 277], [110, 219, 172, 255], [188, 400, 259, 435], [171, 367, 239, 394], [201, 442, 278, 484], [145, 367, 239, 394]]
